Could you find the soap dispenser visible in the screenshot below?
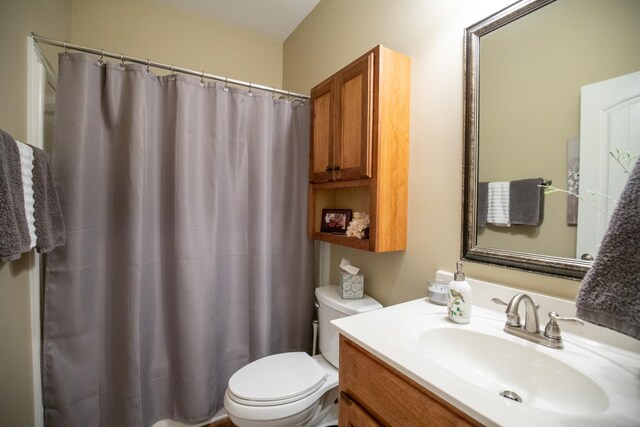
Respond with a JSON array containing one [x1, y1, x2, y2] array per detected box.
[[447, 261, 472, 324]]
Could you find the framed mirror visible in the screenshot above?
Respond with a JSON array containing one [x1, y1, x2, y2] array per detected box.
[[462, 0, 640, 279]]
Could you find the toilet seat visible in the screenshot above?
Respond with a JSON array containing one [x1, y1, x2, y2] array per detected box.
[[227, 352, 327, 406], [224, 353, 339, 424]]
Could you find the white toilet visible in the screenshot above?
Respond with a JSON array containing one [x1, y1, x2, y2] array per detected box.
[[224, 285, 382, 427]]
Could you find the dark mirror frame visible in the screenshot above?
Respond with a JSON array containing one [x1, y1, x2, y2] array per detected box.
[[461, 0, 591, 279]]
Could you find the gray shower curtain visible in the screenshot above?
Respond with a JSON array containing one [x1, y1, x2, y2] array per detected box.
[[43, 53, 313, 426]]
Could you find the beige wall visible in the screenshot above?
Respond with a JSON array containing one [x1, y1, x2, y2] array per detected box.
[[478, 0, 640, 258], [0, 0, 71, 424], [4, 0, 626, 424], [284, 0, 582, 305], [70, 0, 283, 88]]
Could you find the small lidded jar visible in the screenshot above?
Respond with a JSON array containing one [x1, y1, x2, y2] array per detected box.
[[427, 279, 449, 305]]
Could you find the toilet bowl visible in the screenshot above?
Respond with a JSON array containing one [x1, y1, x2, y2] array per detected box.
[[224, 286, 382, 427]]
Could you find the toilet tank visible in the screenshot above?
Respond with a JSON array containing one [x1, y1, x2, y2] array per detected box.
[[314, 285, 382, 367]]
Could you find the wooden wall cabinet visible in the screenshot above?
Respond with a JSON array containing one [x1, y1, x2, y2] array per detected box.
[[308, 45, 410, 252], [339, 336, 483, 427], [310, 52, 374, 183]]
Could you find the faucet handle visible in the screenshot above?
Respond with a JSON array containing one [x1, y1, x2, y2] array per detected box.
[[544, 311, 584, 340], [548, 311, 584, 325], [492, 297, 540, 309], [491, 297, 509, 306]]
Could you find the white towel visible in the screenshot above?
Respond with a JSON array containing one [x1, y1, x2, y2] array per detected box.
[[16, 141, 37, 249], [487, 182, 510, 226]]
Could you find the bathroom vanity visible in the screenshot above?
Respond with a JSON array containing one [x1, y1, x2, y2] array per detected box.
[[333, 272, 640, 426]]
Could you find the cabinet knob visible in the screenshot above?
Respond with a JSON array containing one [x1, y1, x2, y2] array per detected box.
[[333, 165, 340, 171], [326, 165, 332, 172]]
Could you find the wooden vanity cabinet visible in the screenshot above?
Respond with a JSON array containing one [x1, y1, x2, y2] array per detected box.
[[339, 335, 482, 427], [308, 45, 410, 252]]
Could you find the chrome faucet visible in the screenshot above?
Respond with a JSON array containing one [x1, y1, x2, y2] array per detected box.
[[492, 293, 583, 349], [505, 293, 540, 333]]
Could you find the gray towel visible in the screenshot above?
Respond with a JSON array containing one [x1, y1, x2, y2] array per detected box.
[[576, 160, 640, 340], [31, 145, 66, 253], [477, 182, 488, 227], [0, 128, 66, 261], [510, 178, 544, 225], [0, 129, 31, 261]]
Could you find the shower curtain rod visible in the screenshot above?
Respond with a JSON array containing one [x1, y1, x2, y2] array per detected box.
[[30, 33, 310, 100]]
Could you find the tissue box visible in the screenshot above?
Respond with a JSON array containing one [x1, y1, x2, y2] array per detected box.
[[338, 271, 364, 299]]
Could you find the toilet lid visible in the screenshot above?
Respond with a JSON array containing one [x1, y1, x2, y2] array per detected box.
[[228, 352, 327, 405]]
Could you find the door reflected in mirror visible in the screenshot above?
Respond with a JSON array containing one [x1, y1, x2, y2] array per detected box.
[[463, 0, 640, 278]]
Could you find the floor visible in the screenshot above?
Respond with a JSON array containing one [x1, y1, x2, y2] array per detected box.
[[205, 417, 237, 427]]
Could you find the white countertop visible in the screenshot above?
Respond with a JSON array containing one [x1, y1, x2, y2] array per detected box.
[[331, 272, 640, 426]]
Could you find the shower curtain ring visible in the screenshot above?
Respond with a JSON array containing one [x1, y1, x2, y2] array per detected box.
[[248, 82, 253, 96], [120, 54, 126, 70], [272, 87, 277, 99], [170, 65, 175, 76], [200, 71, 205, 87], [98, 49, 105, 66], [224, 77, 229, 92], [63, 42, 68, 58]]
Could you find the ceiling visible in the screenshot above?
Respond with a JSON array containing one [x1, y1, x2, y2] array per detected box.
[[153, 0, 321, 41]]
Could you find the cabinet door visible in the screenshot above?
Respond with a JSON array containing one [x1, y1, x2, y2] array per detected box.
[[310, 79, 334, 182], [339, 392, 382, 427], [340, 336, 482, 426], [335, 52, 373, 180]]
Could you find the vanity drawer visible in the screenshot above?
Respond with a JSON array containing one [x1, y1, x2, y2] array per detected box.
[[339, 335, 481, 426], [339, 392, 382, 427]]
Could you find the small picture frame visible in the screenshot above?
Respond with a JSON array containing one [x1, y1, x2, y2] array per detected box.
[[321, 209, 352, 234]]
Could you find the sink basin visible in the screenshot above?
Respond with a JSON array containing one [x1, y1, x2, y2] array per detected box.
[[402, 314, 632, 417]]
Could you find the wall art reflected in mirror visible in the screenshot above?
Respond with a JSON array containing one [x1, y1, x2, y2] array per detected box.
[[462, 0, 640, 278]]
